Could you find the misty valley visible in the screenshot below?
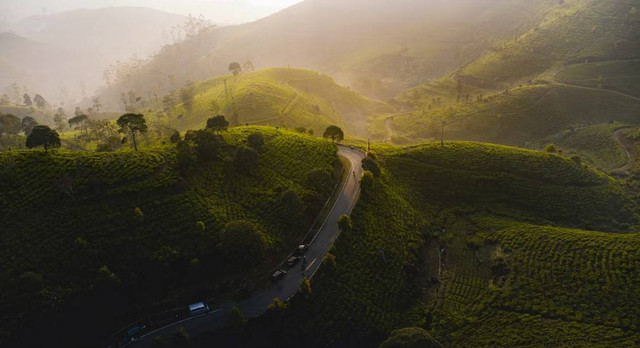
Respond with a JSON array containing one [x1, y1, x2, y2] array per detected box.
[[1, 0, 640, 347]]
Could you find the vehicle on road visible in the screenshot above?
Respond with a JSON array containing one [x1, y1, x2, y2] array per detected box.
[[188, 302, 210, 316], [271, 269, 287, 281], [295, 244, 309, 255], [126, 325, 147, 342], [286, 256, 300, 267]]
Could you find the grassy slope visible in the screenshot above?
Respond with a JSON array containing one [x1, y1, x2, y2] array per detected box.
[[545, 123, 627, 171], [389, 84, 640, 147], [459, 0, 640, 88], [264, 141, 639, 347], [168, 68, 393, 138], [0, 126, 338, 344], [556, 59, 640, 97]]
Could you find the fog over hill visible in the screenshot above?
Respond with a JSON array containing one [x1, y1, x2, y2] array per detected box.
[[0, 7, 186, 107]]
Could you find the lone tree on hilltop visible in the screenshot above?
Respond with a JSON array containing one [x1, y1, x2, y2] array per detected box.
[[21, 116, 38, 136], [26, 125, 61, 152], [117, 113, 147, 151], [323, 125, 344, 143], [228, 62, 242, 77], [206, 115, 229, 133], [243, 60, 255, 72]]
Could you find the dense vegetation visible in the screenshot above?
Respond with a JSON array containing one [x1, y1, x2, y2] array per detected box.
[[230, 141, 640, 347], [0, 126, 340, 346], [161, 68, 392, 138]]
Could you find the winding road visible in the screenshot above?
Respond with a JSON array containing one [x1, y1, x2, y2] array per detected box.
[[131, 145, 365, 347]]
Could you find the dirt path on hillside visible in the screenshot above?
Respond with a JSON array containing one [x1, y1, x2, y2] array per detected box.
[[384, 117, 394, 141], [611, 127, 636, 174]]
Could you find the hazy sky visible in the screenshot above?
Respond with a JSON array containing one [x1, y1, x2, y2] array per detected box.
[[0, 0, 304, 24]]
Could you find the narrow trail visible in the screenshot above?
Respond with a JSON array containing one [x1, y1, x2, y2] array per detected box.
[[611, 126, 636, 174]]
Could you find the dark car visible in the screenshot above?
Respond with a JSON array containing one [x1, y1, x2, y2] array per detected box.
[[295, 244, 309, 255], [126, 325, 147, 341], [286, 256, 300, 267], [271, 269, 287, 281]]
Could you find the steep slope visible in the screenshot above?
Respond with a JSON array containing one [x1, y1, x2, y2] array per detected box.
[[209, 142, 640, 347], [458, 0, 640, 88], [0, 127, 340, 346], [164, 68, 393, 138], [103, 0, 555, 102]]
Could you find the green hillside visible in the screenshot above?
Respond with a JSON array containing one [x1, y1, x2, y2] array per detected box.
[[233, 141, 640, 347], [0, 126, 340, 345], [387, 84, 640, 148], [458, 0, 640, 88], [166, 68, 393, 138], [556, 59, 640, 97]]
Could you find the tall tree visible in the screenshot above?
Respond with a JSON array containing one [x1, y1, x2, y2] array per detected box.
[[33, 94, 46, 108], [243, 60, 255, 72], [26, 125, 61, 152], [117, 114, 147, 151], [228, 62, 242, 77], [23, 93, 32, 107], [323, 125, 344, 143], [21, 116, 38, 136], [53, 113, 67, 132], [68, 114, 89, 134], [179, 83, 195, 113], [0, 114, 22, 137], [206, 115, 229, 133]]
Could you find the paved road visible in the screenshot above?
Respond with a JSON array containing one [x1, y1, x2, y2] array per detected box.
[[132, 145, 365, 346]]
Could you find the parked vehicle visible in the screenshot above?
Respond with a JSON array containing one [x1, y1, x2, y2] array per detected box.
[[271, 269, 287, 281], [295, 244, 309, 255], [188, 302, 210, 316], [286, 256, 300, 267], [126, 325, 147, 342]]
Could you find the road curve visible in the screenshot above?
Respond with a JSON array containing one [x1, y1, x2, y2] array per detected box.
[[132, 145, 365, 347]]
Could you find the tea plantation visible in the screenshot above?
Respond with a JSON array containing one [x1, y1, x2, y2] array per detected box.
[[241, 141, 640, 347], [0, 126, 340, 345]]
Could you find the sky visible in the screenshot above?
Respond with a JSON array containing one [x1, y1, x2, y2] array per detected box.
[[0, 0, 304, 24]]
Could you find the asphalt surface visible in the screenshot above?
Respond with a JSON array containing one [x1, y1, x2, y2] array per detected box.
[[132, 145, 364, 346]]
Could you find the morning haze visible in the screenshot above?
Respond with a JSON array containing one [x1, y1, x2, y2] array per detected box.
[[1, 0, 639, 347]]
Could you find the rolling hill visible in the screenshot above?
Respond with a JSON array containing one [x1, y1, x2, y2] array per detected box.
[[231, 141, 640, 347], [0, 126, 340, 346], [162, 68, 394, 138], [102, 0, 556, 103]]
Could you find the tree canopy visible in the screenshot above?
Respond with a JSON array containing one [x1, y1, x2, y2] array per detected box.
[[26, 125, 61, 152], [21, 116, 38, 136], [117, 113, 147, 151], [219, 220, 266, 269], [206, 115, 229, 133], [0, 114, 21, 135], [323, 125, 344, 143], [228, 62, 242, 76]]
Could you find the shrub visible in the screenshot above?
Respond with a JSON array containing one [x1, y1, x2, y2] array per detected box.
[[268, 298, 288, 312], [337, 214, 353, 232], [379, 327, 443, 348], [247, 132, 265, 149], [171, 327, 190, 348], [219, 220, 266, 268], [193, 130, 222, 162], [151, 335, 169, 348], [234, 146, 259, 173], [169, 130, 181, 143], [571, 155, 582, 165], [300, 277, 312, 297], [280, 189, 304, 217], [305, 168, 334, 194], [545, 143, 557, 153], [96, 266, 119, 285], [362, 156, 381, 177], [227, 306, 246, 329]]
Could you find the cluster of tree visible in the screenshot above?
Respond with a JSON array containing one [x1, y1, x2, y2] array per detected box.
[[22, 93, 47, 108]]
